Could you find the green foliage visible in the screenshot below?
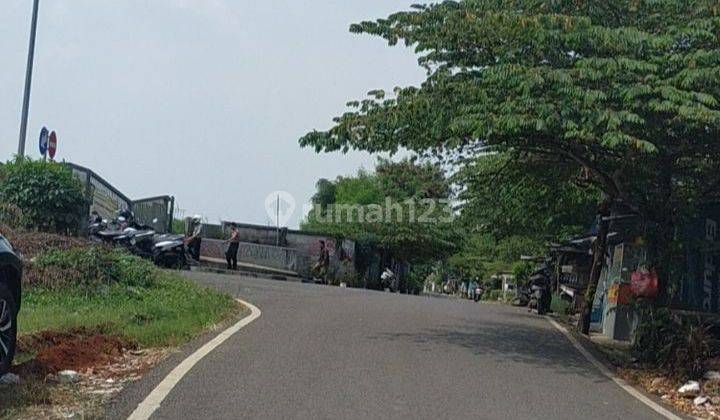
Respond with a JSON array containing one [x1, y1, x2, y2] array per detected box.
[[482, 289, 505, 301], [171, 218, 188, 234], [425, 268, 443, 286], [511, 261, 533, 286], [0, 158, 86, 233], [334, 170, 382, 205], [405, 264, 434, 294], [20, 246, 239, 347], [448, 233, 544, 281], [302, 2, 720, 187], [312, 178, 338, 216], [302, 159, 459, 264], [632, 307, 718, 379], [19, 273, 238, 348], [551, 293, 571, 315], [375, 158, 450, 199], [299, 1, 720, 296], [456, 153, 599, 241], [28, 247, 156, 291], [451, 144, 599, 323]]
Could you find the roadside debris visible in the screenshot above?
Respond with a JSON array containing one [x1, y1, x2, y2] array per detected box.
[[6, 344, 171, 418], [679, 381, 701, 397], [0, 372, 20, 385], [618, 367, 720, 418], [706, 371, 720, 381], [58, 370, 80, 384]]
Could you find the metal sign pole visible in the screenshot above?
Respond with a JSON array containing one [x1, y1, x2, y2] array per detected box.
[[276, 195, 280, 246], [18, 0, 40, 158]]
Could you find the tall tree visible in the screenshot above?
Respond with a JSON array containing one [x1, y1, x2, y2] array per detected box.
[[447, 151, 599, 282], [300, 1, 720, 333], [302, 159, 458, 267], [456, 152, 600, 240]]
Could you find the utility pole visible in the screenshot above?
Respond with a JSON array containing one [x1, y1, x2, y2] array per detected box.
[[18, 0, 40, 158]]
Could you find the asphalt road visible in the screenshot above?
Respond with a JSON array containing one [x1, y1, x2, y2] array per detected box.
[[110, 272, 665, 420]]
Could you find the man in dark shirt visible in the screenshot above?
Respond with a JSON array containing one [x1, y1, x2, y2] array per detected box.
[[225, 223, 240, 270], [187, 215, 203, 262], [313, 240, 331, 284]]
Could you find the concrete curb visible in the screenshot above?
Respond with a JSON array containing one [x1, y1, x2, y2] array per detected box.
[[190, 266, 302, 282]]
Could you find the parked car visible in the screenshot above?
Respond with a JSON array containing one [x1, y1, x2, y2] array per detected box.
[[0, 235, 22, 375]]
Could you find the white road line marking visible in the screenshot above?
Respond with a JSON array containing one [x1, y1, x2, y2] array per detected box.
[[127, 299, 261, 420], [546, 318, 682, 420]]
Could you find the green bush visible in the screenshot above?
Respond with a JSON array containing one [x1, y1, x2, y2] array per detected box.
[[483, 289, 504, 301], [0, 158, 87, 233], [28, 247, 157, 291], [550, 293, 570, 314], [512, 261, 533, 285], [632, 307, 718, 379]]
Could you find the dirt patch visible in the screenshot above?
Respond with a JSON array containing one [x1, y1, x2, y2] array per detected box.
[[36, 335, 129, 374], [15, 328, 136, 375], [2, 328, 146, 418], [3, 348, 172, 420]]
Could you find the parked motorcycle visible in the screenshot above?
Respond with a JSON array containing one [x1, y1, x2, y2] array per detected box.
[[89, 215, 132, 244], [89, 215, 167, 261], [512, 285, 531, 307], [87, 213, 188, 269], [473, 286, 483, 302], [152, 234, 188, 269], [116, 226, 157, 259], [380, 268, 396, 292], [88, 218, 108, 239], [515, 256, 554, 315], [529, 273, 551, 315]]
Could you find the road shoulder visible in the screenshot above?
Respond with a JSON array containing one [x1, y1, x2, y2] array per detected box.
[[104, 302, 254, 420], [546, 317, 688, 420]]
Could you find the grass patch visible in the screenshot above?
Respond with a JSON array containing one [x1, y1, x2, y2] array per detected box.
[[19, 246, 241, 347], [19, 271, 240, 347], [3, 246, 242, 418]]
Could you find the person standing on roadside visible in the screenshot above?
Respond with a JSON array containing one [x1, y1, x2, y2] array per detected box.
[[313, 240, 331, 284], [468, 279, 478, 300], [187, 215, 203, 262], [225, 223, 240, 270]]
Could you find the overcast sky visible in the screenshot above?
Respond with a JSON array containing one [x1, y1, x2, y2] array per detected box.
[[1, 1, 424, 227]]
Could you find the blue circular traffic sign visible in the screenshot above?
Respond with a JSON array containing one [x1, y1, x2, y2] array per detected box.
[[39, 127, 49, 156]]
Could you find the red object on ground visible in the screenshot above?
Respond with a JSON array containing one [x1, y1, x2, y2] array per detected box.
[[631, 267, 659, 299]]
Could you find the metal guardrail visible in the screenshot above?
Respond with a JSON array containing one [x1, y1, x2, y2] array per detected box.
[[67, 162, 132, 222], [133, 195, 174, 233], [66, 162, 174, 233]]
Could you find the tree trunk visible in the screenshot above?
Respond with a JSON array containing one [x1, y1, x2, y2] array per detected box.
[[577, 200, 612, 335], [649, 214, 675, 306]]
